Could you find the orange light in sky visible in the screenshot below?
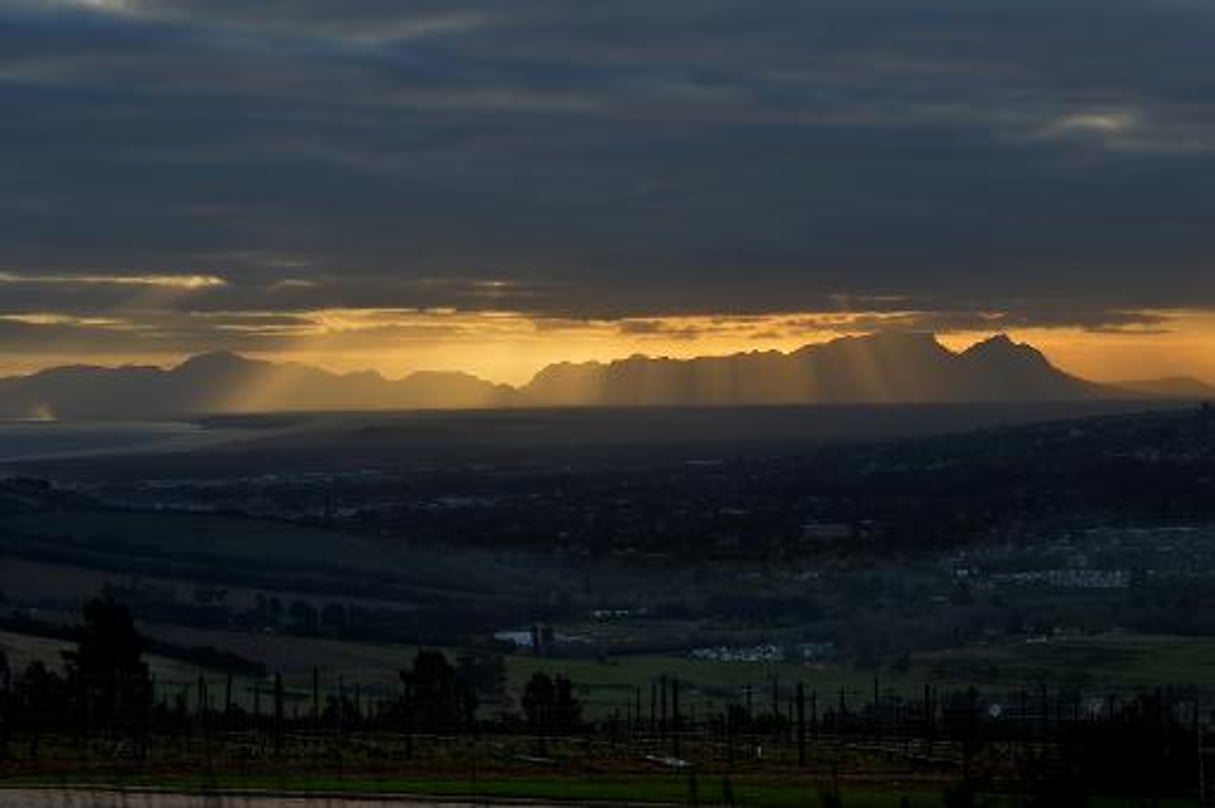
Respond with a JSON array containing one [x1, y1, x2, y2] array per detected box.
[[260, 308, 1215, 386], [0, 307, 1211, 387]]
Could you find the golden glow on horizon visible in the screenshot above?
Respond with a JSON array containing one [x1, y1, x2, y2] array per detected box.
[[0, 307, 1211, 387], [257, 307, 1215, 387], [254, 309, 865, 383]]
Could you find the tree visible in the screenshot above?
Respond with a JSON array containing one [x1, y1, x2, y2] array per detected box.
[[401, 650, 478, 732], [62, 597, 152, 733], [288, 600, 319, 635], [522, 672, 581, 735]]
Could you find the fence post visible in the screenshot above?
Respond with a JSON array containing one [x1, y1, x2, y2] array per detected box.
[[273, 672, 284, 758], [312, 666, 320, 731], [672, 678, 681, 757], [224, 671, 233, 728], [797, 681, 806, 767]]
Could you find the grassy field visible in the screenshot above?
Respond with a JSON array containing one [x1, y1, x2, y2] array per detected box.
[[0, 628, 224, 689], [917, 632, 1215, 692], [11, 622, 1215, 725], [4, 506, 1215, 718], [508, 632, 1215, 719]]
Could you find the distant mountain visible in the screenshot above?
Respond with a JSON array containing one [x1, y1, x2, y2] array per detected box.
[[1113, 376, 1215, 399], [522, 333, 1108, 406], [0, 352, 516, 419], [0, 333, 1200, 420]]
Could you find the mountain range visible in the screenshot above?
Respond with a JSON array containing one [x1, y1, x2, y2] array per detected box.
[[0, 333, 1209, 419]]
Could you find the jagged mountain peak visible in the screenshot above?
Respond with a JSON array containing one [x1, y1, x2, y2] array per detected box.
[[795, 331, 947, 356], [521, 331, 1109, 406], [963, 333, 1029, 353], [173, 350, 260, 373], [959, 333, 1053, 367]]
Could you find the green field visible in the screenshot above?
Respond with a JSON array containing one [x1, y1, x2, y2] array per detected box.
[[507, 632, 1215, 719], [6, 505, 1215, 724], [10, 623, 1215, 722], [916, 632, 1215, 692]]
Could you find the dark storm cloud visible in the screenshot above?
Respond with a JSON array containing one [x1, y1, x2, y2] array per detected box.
[[2, 0, 1214, 332]]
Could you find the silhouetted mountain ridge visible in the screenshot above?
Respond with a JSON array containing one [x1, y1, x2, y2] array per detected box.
[[522, 332, 1107, 406], [0, 333, 1202, 419], [0, 353, 515, 419]]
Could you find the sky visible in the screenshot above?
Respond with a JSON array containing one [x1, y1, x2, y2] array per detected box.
[[1, 0, 1213, 384]]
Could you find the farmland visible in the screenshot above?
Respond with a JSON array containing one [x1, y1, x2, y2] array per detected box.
[[4, 406, 1215, 801]]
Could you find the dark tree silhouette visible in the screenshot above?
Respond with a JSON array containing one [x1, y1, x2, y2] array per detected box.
[[62, 597, 152, 733], [401, 649, 478, 732], [522, 672, 581, 735]]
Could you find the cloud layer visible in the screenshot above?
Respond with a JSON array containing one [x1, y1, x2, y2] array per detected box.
[[1, 0, 1214, 365]]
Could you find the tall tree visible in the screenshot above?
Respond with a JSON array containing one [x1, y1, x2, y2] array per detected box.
[[62, 597, 152, 733], [522, 672, 581, 735], [401, 650, 478, 732]]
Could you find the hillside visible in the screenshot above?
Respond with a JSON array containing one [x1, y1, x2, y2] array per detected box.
[[0, 352, 516, 419]]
